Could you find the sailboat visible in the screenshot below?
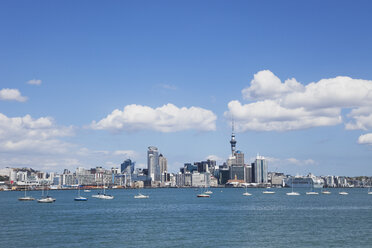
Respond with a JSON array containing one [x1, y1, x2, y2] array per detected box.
[[339, 191, 349, 195], [37, 185, 56, 203], [286, 179, 300, 196], [368, 186, 372, 195], [74, 186, 88, 201], [306, 184, 319, 195], [92, 180, 114, 200], [262, 187, 275, 194], [204, 188, 213, 194], [242, 186, 252, 196], [18, 184, 35, 201]]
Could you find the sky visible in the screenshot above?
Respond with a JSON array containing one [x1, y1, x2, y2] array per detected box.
[[1, 0, 372, 176]]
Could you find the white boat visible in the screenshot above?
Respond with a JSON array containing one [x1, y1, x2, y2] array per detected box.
[[92, 181, 114, 200], [242, 186, 252, 196], [368, 187, 372, 195], [18, 185, 35, 201], [262, 190, 275, 194], [197, 193, 210, 198], [134, 193, 149, 199], [306, 191, 319, 195], [37, 186, 56, 203], [306, 185, 319, 195], [339, 191, 349, 195], [37, 196, 56, 203], [321, 189, 331, 194], [84, 189, 91, 193], [205, 190, 213, 194], [286, 192, 300, 196], [287, 181, 300, 196]]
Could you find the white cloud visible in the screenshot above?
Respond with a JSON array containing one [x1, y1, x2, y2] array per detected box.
[[158, 84, 177, 90], [0, 88, 27, 102], [0, 113, 74, 154], [26, 79, 42, 85], [358, 133, 372, 145], [227, 70, 372, 132], [90, 103, 217, 132], [205, 155, 224, 164]]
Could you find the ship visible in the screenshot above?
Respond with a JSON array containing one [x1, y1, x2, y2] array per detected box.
[[284, 174, 324, 188]]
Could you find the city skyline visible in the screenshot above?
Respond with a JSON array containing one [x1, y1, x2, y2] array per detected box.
[[1, 1, 372, 176]]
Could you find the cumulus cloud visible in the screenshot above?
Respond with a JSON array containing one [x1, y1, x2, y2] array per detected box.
[[0, 113, 74, 154], [205, 155, 224, 163], [26, 79, 42, 85], [90, 103, 217, 132], [0, 88, 27, 102], [357, 133, 372, 145], [226, 70, 372, 132]]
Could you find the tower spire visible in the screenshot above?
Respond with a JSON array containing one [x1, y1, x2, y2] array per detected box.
[[230, 118, 237, 156]]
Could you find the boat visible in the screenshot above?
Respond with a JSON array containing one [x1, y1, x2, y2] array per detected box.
[[321, 189, 331, 194], [205, 190, 213, 194], [368, 187, 372, 195], [84, 189, 91, 193], [306, 185, 319, 195], [37, 186, 56, 203], [18, 184, 35, 201], [134, 193, 149, 199], [306, 191, 319, 195], [37, 196, 56, 203], [197, 193, 210, 198], [242, 186, 252, 196], [339, 191, 349, 195], [262, 188, 275, 194], [286, 182, 300, 196], [74, 186, 88, 201], [92, 181, 114, 200]]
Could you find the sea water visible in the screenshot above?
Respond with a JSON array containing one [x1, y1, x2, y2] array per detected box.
[[1, 188, 371, 248]]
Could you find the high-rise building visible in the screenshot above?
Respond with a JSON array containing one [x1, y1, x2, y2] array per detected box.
[[121, 159, 135, 175], [253, 155, 268, 184], [158, 154, 167, 182], [147, 146, 159, 182]]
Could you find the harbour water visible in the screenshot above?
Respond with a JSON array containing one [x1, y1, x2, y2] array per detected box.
[[1, 188, 371, 247]]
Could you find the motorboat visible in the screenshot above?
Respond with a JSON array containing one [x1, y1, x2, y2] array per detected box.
[[134, 193, 149, 199], [205, 190, 213, 194], [306, 191, 319, 195], [262, 190, 275, 194], [197, 193, 210, 198], [321, 190, 331, 194]]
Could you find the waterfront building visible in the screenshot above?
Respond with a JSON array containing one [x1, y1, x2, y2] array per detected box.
[[284, 174, 324, 188], [252, 155, 268, 184], [147, 146, 159, 182]]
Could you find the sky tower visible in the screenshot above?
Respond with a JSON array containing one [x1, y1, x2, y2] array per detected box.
[[230, 119, 237, 156]]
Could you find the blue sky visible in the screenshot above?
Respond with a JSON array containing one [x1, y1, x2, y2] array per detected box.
[[1, 0, 372, 176]]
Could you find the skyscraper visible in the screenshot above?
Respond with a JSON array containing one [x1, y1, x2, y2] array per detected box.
[[121, 159, 135, 175], [253, 155, 268, 184], [147, 146, 159, 182], [158, 154, 167, 182]]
